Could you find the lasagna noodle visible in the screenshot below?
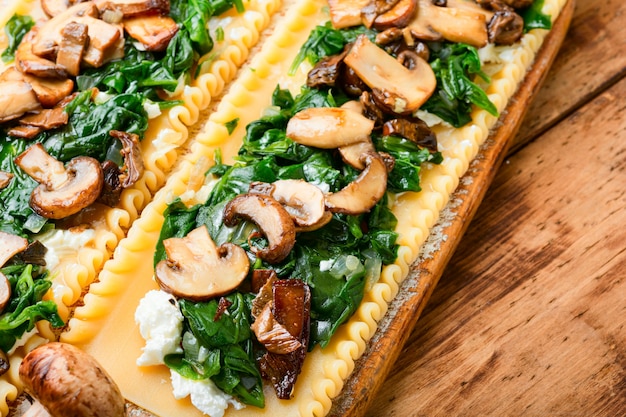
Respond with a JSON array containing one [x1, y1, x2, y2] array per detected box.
[[68, 0, 566, 416], [0, 0, 281, 413]]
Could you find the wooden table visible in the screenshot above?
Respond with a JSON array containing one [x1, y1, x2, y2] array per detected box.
[[364, 0, 626, 416]]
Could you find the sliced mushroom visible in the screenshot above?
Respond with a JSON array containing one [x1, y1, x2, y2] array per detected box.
[[41, 0, 72, 18], [79, 18, 123, 68], [56, 21, 89, 76], [344, 35, 436, 114], [223, 194, 296, 264], [252, 302, 303, 354], [0, 351, 8, 377], [16, 28, 69, 79], [325, 151, 388, 214], [1, 67, 74, 108], [327, 0, 370, 29], [371, 0, 417, 30], [0, 172, 14, 190], [487, 7, 524, 44], [0, 80, 41, 123], [338, 139, 376, 170], [249, 180, 327, 229], [95, 0, 171, 17], [19, 107, 69, 130], [123, 15, 178, 51], [286, 106, 375, 149], [407, 0, 491, 47], [0, 231, 29, 314], [382, 117, 438, 152], [31, 2, 100, 59], [14, 143, 104, 219], [306, 46, 349, 89], [155, 226, 250, 301], [109, 130, 144, 188], [19, 342, 125, 417], [256, 279, 310, 399]]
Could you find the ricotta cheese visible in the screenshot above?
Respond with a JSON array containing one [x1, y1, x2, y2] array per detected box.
[[170, 371, 244, 417], [135, 290, 184, 366]]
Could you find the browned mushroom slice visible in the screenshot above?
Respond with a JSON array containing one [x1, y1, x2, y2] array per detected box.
[[250, 269, 278, 316], [306, 46, 349, 89], [0, 231, 29, 314], [484, 4, 524, 44], [7, 126, 42, 139], [286, 106, 375, 149], [344, 34, 436, 114], [95, 0, 170, 17], [0, 172, 14, 190], [338, 139, 376, 170], [223, 194, 297, 264], [0, 350, 8, 377], [256, 279, 311, 399], [155, 226, 250, 301], [371, 0, 417, 30], [41, 0, 72, 18], [80, 18, 123, 68], [252, 302, 303, 354], [1, 66, 75, 108], [382, 117, 438, 152], [109, 130, 144, 188], [249, 180, 327, 229], [31, 2, 100, 59], [56, 21, 89, 76], [16, 28, 70, 79], [19, 342, 125, 417], [19, 107, 69, 130], [407, 0, 491, 47], [325, 151, 388, 214], [14, 143, 104, 219], [123, 15, 178, 51], [0, 80, 41, 123], [327, 0, 369, 29]]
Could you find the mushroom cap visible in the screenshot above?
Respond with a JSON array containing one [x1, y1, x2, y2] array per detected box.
[[156, 226, 250, 301], [249, 179, 327, 228], [19, 342, 125, 417], [15, 144, 104, 220], [344, 34, 436, 114], [223, 194, 297, 264], [0, 80, 41, 123], [286, 106, 375, 149], [325, 151, 389, 214]]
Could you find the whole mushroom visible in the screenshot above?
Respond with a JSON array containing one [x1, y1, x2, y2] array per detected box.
[[19, 342, 125, 417]]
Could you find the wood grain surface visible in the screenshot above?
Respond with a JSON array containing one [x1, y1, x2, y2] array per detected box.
[[364, 0, 626, 415]]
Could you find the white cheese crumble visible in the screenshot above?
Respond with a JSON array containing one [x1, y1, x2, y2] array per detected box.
[[170, 371, 244, 417], [36, 228, 96, 272], [135, 290, 184, 366]]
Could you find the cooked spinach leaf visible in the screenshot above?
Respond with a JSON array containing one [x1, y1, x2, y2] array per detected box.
[[522, 0, 552, 31], [422, 42, 498, 127], [1, 14, 34, 63], [165, 294, 264, 408], [289, 22, 376, 75], [0, 264, 64, 352]]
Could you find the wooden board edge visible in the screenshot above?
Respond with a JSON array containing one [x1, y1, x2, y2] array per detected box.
[[327, 1, 576, 416]]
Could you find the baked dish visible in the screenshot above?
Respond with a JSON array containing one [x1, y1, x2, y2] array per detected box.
[[0, 0, 568, 415]]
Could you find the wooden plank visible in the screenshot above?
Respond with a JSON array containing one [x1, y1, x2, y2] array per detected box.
[[512, 0, 626, 149], [365, 72, 626, 417]]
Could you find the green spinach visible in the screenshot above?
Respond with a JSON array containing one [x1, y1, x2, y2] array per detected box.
[[0, 264, 64, 352], [1, 14, 34, 63]]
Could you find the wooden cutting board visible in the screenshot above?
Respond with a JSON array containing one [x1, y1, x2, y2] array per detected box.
[[328, 1, 576, 415]]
